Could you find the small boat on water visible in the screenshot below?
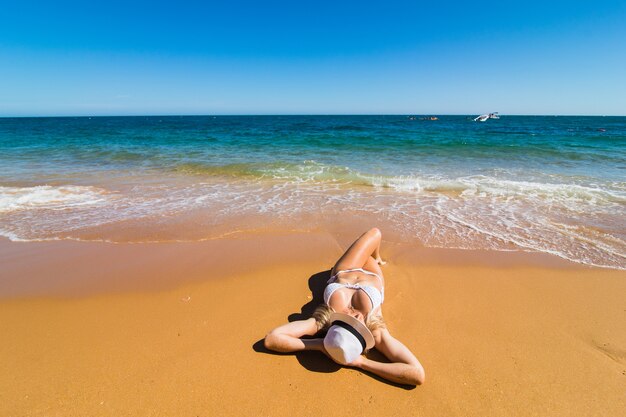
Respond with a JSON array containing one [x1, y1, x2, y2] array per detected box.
[[408, 116, 439, 121], [474, 112, 499, 122]]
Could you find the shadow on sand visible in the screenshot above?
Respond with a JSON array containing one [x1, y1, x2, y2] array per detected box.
[[252, 269, 415, 389]]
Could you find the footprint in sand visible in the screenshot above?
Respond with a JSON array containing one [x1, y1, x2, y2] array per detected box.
[[594, 342, 626, 365]]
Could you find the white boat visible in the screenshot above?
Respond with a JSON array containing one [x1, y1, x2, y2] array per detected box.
[[474, 112, 499, 122]]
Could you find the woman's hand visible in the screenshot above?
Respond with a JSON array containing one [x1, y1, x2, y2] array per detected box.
[[346, 354, 365, 368]]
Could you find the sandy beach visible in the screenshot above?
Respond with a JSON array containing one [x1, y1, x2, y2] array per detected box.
[[3, 0, 625, 414], [1, 231, 624, 417]]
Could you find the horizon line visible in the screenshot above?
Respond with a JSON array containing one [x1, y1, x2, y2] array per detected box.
[[1, 113, 625, 118]]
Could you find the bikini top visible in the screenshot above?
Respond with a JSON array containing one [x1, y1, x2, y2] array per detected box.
[[323, 268, 385, 312]]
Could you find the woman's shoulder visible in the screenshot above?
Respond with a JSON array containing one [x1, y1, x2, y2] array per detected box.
[[369, 307, 387, 346], [372, 327, 389, 346]]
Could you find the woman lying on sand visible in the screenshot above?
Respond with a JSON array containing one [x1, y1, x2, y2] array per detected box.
[[264, 228, 425, 385]]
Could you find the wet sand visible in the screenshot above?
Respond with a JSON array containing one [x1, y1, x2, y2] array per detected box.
[[1, 233, 625, 416]]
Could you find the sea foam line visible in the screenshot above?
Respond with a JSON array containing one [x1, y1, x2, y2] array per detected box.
[[0, 185, 109, 213]]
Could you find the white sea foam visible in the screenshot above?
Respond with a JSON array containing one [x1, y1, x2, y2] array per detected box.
[[0, 185, 109, 213], [0, 175, 624, 269]]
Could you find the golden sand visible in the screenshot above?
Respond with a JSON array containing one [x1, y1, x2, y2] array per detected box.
[[1, 233, 624, 416]]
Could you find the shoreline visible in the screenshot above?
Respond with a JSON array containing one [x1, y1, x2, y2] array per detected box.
[[0, 231, 587, 299], [1, 231, 625, 416]]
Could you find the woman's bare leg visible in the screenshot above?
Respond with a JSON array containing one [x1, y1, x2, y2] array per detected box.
[[332, 228, 385, 274], [363, 255, 385, 285], [373, 243, 386, 265]]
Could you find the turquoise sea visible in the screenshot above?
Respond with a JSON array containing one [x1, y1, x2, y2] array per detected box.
[[0, 115, 624, 269]]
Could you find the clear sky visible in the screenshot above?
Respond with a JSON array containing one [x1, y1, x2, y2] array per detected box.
[[1, 0, 625, 116]]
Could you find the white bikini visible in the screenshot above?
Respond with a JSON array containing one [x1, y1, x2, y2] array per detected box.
[[323, 268, 384, 311]]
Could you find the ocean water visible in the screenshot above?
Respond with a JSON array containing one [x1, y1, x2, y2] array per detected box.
[[0, 115, 624, 269]]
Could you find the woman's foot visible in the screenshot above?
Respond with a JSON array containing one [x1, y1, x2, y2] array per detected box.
[[376, 258, 387, 266]]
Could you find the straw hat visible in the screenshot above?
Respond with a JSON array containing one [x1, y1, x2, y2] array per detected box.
[[323, 312, 375, 365]]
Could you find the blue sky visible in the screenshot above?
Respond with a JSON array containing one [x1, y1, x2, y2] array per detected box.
[[1, 0, 625, 116]]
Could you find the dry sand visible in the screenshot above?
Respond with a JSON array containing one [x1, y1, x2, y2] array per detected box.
[[1, 232, 625, 416]]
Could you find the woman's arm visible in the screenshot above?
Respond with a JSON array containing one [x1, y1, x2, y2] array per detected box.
[[351, 328, 425, 386], [264, 318, 325, 353]]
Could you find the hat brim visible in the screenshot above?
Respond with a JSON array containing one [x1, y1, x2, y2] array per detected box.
[[329, 312, 375, 350]]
